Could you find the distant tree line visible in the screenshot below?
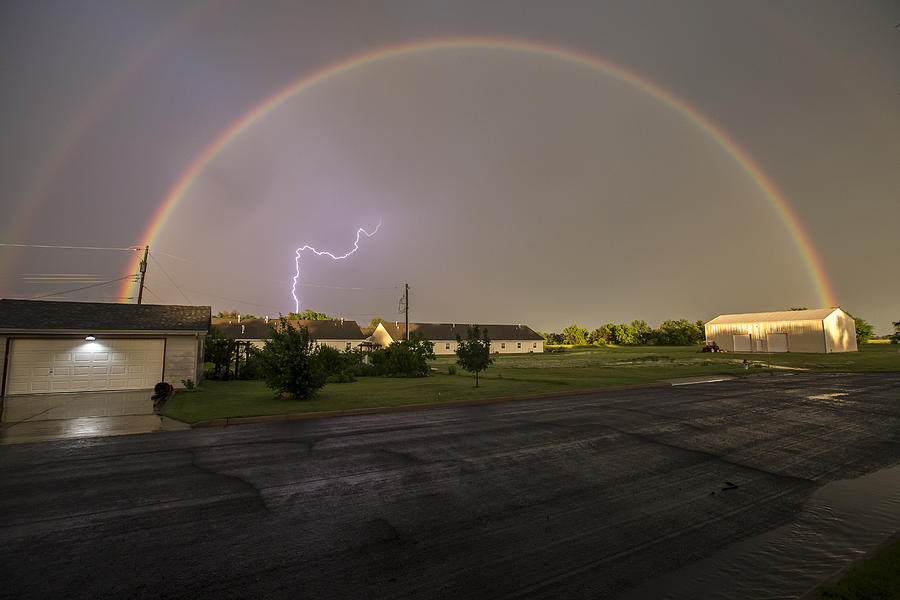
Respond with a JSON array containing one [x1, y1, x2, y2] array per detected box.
[[542, 319, 706, 346]]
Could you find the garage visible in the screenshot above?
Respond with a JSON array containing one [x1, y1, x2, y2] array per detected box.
[[706, 308, 857, 353], [1, 299, 210, 396], [6, 338, 165, 395]]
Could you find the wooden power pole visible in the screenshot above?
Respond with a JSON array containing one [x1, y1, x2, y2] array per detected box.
[[404, 283, 409, 341], [136, 245, 149, 304]]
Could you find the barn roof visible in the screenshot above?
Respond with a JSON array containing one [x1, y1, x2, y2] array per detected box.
[[706, 308, 841, 325], [378, 322, 544, 342], [0, 299, 210, 332]]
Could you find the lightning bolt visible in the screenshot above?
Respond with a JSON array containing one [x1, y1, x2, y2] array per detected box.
[[291, 220, 382, 312]]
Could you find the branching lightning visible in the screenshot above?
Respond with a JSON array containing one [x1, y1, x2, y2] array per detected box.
[[291, 220, 382, 312]]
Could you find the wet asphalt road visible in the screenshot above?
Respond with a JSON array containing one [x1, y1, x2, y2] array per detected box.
[[1, 372, 899, 599]]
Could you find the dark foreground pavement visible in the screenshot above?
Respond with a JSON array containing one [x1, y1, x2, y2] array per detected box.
[[1, 372, 899, 599]]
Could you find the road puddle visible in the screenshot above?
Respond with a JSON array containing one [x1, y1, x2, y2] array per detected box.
[[621, 462, 900, 599]]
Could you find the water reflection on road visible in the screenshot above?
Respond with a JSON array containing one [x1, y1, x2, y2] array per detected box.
[[622, 462, 900, 599]]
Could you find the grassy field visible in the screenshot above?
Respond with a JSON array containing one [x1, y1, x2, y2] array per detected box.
[[818, 537, 900, 598], [163, 343, 899, 423]]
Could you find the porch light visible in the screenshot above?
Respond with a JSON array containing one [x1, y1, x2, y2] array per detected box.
[[84, 335, 96, 341]]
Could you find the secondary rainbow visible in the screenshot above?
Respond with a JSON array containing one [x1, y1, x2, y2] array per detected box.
[[122, 37, 838, 308]]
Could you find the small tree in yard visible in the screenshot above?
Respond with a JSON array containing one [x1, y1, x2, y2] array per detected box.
[[257, 318, 326, 400], [204, 325, 236, 379], [456, 325, 494, 387]]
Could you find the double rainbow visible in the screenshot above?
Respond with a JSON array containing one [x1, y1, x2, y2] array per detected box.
[[120, 37, 837, 308]]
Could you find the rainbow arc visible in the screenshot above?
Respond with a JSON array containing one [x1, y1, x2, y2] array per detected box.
[[120, 37, 837, 309]]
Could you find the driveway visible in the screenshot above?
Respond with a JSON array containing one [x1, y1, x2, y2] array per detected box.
[[1, 372, 899, 599], [0, 390, 188, 444]]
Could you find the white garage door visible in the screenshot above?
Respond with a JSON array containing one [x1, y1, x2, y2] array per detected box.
[[6, 338, 165, 395], [733, 334, 751, 352], [767, 333, 788, 353]]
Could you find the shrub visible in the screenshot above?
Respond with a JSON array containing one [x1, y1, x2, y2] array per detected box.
[[180, 379, 196, 390], [317, 346, 360, 383], [448, 365, 457, 375], [366, 333, 435, 377], [256, 318, 327, 400]]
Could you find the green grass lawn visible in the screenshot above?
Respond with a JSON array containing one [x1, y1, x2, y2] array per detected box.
[[163, 344, 898, 423], [818, 538, 900, 599]]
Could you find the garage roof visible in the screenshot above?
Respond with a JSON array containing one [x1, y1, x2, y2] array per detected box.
[[0, 299, 211, 333], [706, 308, 839, 325]]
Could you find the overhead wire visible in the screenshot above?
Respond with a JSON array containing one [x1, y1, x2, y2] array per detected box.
[[148, 252, 191, 304], [0, 243, 140, 251], [28, 274, 135, 299]]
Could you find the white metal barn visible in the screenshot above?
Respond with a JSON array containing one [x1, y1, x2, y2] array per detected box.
[[705, 308, 857, 354]]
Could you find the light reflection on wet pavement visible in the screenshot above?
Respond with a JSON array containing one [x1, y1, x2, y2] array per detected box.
[[0, 390, 188, 444], [623, 444, 900, 599]]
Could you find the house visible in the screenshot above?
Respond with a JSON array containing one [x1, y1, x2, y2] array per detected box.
[[704, 308, 857, 353], [370, 322, 545, 355], [0, 299, 210, 396], [210, 317, 366, 352]]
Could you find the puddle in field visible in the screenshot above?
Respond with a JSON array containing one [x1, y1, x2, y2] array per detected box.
[[621, 462, 900, 599]]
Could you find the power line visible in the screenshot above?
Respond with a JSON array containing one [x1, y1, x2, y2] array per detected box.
[[28, 274, 135, 299], [0, 243, 140, 251], [181, 289, 286, 312], [148, 252, 191, 304], [147, 248, 189, 262], [139, 284, 163, 303]]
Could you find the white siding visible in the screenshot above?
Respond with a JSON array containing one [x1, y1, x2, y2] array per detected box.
[[823, 310, 858, 353], [163, 335, 201, 388], [705, 308, 856, 353], [314, 339, 365, 352]]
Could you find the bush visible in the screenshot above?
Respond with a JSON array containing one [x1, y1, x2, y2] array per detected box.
[[180, 379, 196, 390], [256, 318, 327, 400], [366, 333, 435, 377], [318, 346, 360, 383], [448, 365, 457, 375]]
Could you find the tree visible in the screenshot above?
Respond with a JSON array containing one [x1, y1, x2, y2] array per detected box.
[[630, 320, 653, 345], [613, 323, 637, 345], [789, 307, 809, 311], [204, 325, 236, 379], [369, 333, 435, 376], [892, 321, 900, 344], [844, 311, 873, 345], [256, 318, 326, 400], [369, 317, 386, 328], [656, 319, 704, 345], [456, 325, 494, 387], [853, 317, 874, 345], [287, 310, 333, 321], [562, 324, 588, 345], [541, 331, 565, 345]]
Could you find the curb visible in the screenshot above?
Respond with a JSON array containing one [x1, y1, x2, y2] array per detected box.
[[188, 381, 671, 429]]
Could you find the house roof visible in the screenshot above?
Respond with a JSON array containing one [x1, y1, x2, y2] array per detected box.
[[211, 317, 364, 340], [211, 318, 276, 339], [0, 299, 210, 333], [378, 322, 544, 342], [706, 308, 840, 325]]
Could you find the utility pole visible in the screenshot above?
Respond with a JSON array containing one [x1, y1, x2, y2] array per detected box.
[[404, 283, 409, 341], [136, 245, 149, 304]]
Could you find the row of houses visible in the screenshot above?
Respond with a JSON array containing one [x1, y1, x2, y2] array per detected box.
[[0, 299, 544, 397], [211, 317, 546, 355], [0, 299, 857, 397]]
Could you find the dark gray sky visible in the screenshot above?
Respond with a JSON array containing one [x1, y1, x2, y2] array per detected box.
[[2, 1, 898, 333]]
